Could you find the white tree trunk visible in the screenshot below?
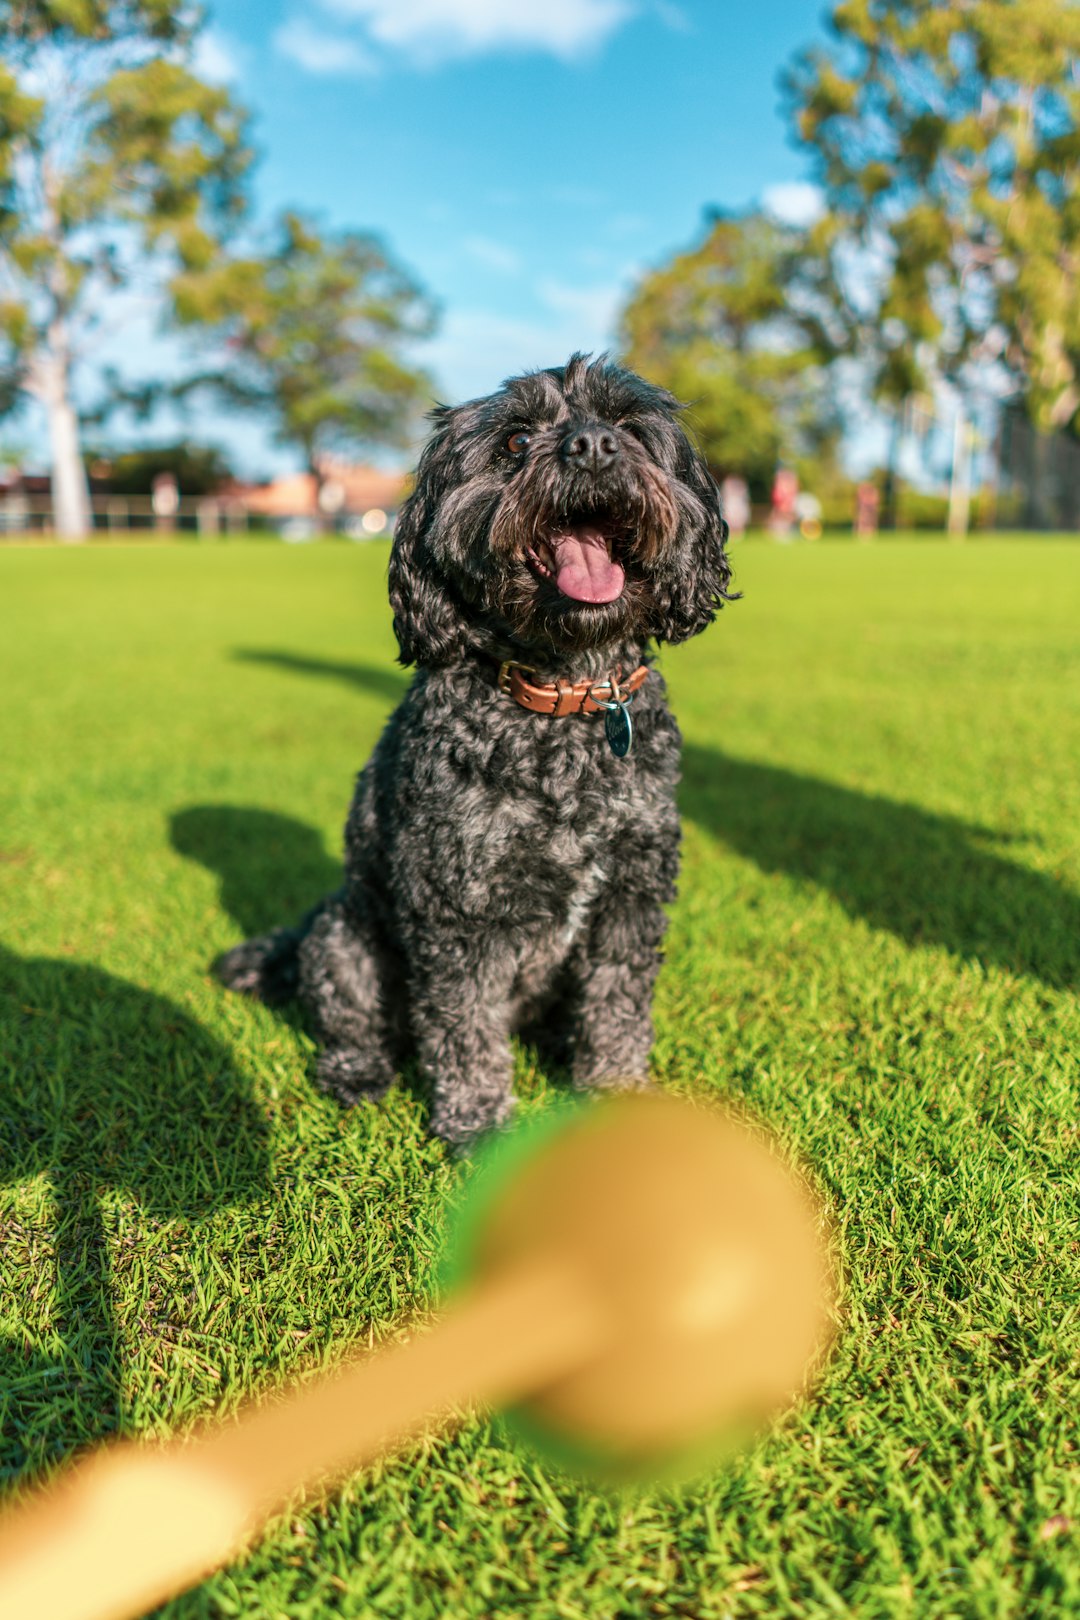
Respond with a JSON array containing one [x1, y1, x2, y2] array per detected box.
[[947, 403, 973, 540], [42, 338, 92, 540]]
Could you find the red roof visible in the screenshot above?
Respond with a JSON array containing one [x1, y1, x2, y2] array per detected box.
[[234, 461, 408, 517]]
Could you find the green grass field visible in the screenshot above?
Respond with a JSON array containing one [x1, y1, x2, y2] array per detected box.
[[2, 537, 1079, 1619]]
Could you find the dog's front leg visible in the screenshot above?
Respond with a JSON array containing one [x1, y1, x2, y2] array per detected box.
[[300, 897, 401, 1105], [565, 834, 677, 1092], [410, 938, 518, 1148]]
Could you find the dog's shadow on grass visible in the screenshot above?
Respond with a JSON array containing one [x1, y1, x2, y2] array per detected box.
[[679, 746, 1080, 992], [234, 648, 407, 708], [0, 948, 270, 1484], [171, 805, 343, 943], [225, 649, 1080, 995]]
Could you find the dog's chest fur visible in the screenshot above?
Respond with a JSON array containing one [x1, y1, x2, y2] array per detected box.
[[344, 659, 682, 959]]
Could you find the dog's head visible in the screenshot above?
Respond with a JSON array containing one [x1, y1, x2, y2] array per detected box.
[[388, 353, 733, 667]]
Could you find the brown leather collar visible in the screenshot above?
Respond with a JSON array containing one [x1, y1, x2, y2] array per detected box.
[[496, 659, 649, 718]]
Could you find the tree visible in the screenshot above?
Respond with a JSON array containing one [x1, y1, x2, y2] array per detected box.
[[0, 2, 250, 536], [619, 209, 842, 497], [785, 0, 1080, 439], [86, 440, 233, 495], [172, 210, 436, 522]]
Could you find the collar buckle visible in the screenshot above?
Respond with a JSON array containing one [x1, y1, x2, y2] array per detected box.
[[498, 658, 537, 695]]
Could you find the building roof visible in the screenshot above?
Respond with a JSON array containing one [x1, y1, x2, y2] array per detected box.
[[234, 462, 408, 517]]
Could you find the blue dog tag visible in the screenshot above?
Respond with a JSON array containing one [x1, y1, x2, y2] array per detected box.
[[604, 700, 633, 758]]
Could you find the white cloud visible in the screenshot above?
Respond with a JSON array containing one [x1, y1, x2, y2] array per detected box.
[[426, 276, 632, 405], [425, 311, 577, 407], [312, 0, 636, 66], [607, 213, 648, 238], [191, 28, 244, 84], [463, 236, 522, 274], [273, 17, 377, 76], [651, 1, 691, 32], [762, 181, 826, 228], [547, 184, 607, 208], [538, 277, 628, 336]]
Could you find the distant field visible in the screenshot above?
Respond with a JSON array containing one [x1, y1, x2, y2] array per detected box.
[[1, 538, 1078, 1618]]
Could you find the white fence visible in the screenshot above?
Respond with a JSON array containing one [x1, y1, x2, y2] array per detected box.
[[0, 494, 252, 536]]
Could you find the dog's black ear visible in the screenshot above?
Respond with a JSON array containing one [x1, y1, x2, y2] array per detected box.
[[388, 419, 467, 667], [652, 426, 734, 645]]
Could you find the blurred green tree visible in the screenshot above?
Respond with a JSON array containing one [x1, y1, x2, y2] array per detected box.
[[171, 210, 436, 525], [785, 0, 1080, 442], [86, 441, 233, 495], [619, 209, 843, 499], [0, 2, 251, 537]]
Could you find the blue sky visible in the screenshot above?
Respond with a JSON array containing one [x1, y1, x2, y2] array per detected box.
[[95, 0, 843, 475]]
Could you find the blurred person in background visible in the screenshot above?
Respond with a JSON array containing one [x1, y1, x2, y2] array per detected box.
[[720, 474, 750, 538]]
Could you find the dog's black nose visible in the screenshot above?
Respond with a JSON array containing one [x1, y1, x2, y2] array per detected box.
[[561, 423, 620, 474]]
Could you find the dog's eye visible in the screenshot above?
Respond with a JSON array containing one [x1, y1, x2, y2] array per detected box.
[[506, 432, 530, 455]]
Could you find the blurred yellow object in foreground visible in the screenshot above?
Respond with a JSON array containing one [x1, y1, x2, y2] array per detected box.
[[0, 1094, 835, 1620]]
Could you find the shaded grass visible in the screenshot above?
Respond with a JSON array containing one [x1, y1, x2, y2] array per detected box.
[[1, 537, 1079, 1618]]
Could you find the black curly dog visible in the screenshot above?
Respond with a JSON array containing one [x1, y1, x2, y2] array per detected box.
[[216, 354, 732, 1145]]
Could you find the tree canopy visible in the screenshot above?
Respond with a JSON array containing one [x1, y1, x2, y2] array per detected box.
[[0, 0, 251, 533], [784, 0, 1080, 433], [86, 439, 233, 495], [619, 209, 842, 496], [172, 209, 437, 507]]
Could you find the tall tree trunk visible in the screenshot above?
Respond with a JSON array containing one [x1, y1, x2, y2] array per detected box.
[[42, 331, 92, 540], [880, 404, 903, 531], [307, 448, 329, 536], [947, 401, 973, 539]]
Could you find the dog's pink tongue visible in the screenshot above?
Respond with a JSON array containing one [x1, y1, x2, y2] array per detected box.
[[549, 527, 625, 604]]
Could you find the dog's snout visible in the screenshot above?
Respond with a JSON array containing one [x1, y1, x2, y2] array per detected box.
[[561, 423, 620, 475]]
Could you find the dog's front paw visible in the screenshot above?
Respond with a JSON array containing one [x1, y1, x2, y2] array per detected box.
[[214, 929, 302, 1005], [316, 1047, 395, 1107], [214, 940, 271, 997], [429, 1089, 516, 1154]]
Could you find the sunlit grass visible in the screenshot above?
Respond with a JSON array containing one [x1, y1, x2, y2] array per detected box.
[[2, 536, 1078, 1617]]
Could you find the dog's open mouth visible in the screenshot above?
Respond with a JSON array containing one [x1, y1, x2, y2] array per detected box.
[[525, 524, 625, 605]]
